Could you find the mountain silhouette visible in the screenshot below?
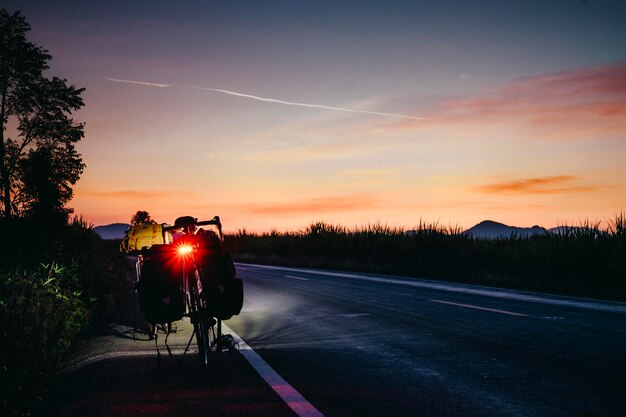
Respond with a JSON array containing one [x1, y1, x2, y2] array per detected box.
[[94, 223, 129, 240], [464, 220, 547, 239]]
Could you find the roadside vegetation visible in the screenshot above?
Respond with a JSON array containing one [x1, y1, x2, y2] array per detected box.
[[0, 217, 129, 417], [225, 214, 626, 301]]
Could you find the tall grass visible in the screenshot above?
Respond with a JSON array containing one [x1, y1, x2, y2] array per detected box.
[[225, 215, 626, 301]]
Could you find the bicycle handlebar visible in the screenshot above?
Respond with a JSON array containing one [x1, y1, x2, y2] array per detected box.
[[163, 216, 223, 240], [196, 216, 221, 227]]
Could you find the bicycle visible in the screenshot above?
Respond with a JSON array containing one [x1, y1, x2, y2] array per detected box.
[[136, 215, 239, 366]]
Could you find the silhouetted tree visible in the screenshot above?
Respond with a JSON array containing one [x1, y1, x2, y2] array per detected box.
[[130, 210, 153, 225], [0, 9, 85, 218], [18, 145, 82, 223]]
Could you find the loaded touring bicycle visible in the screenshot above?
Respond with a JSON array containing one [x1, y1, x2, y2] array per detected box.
[[121, 216, 244, 366]]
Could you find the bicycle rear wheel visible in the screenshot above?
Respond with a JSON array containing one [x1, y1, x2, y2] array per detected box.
[[189, 271, 210, 365]]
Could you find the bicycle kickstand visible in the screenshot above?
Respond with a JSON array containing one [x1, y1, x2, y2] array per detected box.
[[183, 328, 196, 356]]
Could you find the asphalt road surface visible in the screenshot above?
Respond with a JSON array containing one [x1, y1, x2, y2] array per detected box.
[[40, 263, 626, 417]]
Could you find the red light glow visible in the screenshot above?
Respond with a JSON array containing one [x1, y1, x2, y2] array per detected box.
[[177, 245, 193, 256]]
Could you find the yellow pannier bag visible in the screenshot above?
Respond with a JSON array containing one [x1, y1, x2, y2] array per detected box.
[[120, 223, 172, 254]]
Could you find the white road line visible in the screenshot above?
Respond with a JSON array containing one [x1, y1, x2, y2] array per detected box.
[[238, 263, 626, 314], [222, 323, 325, 417], [431, 299, 529, 317], [285, 275, 310, 281]]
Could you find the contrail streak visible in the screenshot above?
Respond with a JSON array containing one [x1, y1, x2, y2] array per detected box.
[[107, 78, 172, 88], [106, 77, 425, 121]]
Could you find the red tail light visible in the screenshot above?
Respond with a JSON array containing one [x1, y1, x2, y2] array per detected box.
[[177, 244, 193, 256]]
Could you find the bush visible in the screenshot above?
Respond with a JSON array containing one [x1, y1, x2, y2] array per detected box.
[[0, 217, 128, 321], [0, 217, 129, 416], [0, 266, 86, 416]]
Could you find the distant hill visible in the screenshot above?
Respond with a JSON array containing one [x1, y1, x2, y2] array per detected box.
[[94, 223, 129, 240], [464, 220, 547, 239]]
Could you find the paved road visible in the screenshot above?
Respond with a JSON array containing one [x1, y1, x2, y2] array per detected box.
[[226, 263, 626, 417], [41, 263, 626, 416]]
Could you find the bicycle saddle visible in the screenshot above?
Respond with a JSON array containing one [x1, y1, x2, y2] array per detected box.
[[174, 216, 197, 229]]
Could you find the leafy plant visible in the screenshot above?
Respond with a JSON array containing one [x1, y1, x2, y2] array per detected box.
[[0, 266, 86, 416]]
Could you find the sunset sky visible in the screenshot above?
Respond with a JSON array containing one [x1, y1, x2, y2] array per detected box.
[[5, 0, 626, 232]]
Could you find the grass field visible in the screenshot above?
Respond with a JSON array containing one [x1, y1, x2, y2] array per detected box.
[[225, 214, 626, 301]]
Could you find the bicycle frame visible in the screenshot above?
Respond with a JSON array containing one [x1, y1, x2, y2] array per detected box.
[[175, 243, 211, 365]]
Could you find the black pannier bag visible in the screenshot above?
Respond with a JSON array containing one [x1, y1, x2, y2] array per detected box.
[[224, 276, 244, 317], [203, 273, 244, 320], [197, 230, 243, 320], [137, 244, 185, 324]]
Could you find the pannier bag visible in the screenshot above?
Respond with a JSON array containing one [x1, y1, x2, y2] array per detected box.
[[120, 223, 172, 254], [195, 230, 243, 320], [136, 244, 185, 324], [224, 277, 244, 317], [196, 230, 236, 285], [204, 278, 244, 320]]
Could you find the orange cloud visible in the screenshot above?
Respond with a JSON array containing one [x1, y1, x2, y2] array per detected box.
[[244, 194, 380, 216], [387, 61, 626, 136], [478, 176, 598, 195]]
